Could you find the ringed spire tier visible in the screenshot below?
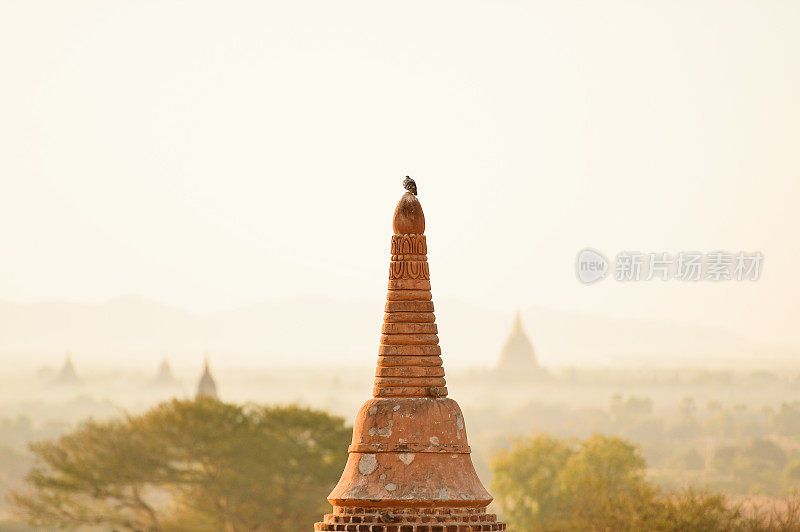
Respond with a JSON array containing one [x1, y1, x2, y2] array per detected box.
[[375, 190, 447, 399], [315, 180, 505, 531]]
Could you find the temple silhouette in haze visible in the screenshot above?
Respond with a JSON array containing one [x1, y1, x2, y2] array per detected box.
[[196, 357, 218, 400], [154, 357, 177, 386], [493, 312, 549, 380], [54, 352, 81, 385]]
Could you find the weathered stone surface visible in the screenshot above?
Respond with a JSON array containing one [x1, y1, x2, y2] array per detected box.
[[377, 355, 444, 367], [383, 312, 436, 323], [381, 323, 438, 335], [386, 290, 433, 301], [392, 192, 425, 235], [375, 366, 445, 378], [378, 345, 442, 356], [388, 279, 431, 290], [315, 506, 506, 531]]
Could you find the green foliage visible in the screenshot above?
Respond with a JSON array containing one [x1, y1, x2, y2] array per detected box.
[[707, 438, 797, 495], [555, 435, 655, 530], [668, 397, 703, 440], [783, 460, 800, 484], [670, 446, 705, 471], [12, 418, 164, 530], [610, 395, 653, 422], [746, 439, 788, 469], [715, 444, 739, 471], [10, 398, 351, 531], [653, 488, 743, 532], [491, 433, 655, 531], [774, 403, 800, 436], [491, 433, 800, 531], [490, 433, 572, 528]]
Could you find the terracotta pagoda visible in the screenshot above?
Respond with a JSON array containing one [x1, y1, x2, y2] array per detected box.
[[315, 180, 505, 531]]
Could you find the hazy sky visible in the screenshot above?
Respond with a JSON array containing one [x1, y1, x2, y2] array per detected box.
[[2, 1, 799, 347]]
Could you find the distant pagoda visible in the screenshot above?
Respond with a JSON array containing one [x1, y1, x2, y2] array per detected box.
[[494, 312, 548, 378], [195, 357, 218, 399], [154, 357, 177, 385], [315, 180, 505, 531], [54, 352, 80, 385]]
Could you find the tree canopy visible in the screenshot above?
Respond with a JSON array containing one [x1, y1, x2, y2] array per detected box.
[[490, 433, 800, 532], [11, 398, 351, 531]]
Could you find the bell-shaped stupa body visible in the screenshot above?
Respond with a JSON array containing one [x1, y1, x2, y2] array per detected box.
[[495, 312, 548, 379], [315, 184, 505, 531]]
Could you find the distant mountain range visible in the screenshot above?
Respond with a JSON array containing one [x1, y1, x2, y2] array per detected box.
[[0, 295, 795, 370]]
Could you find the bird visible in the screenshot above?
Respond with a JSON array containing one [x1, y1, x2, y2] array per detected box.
[[403, 175, 417, 195]]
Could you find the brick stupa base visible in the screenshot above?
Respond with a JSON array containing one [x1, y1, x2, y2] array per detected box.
[[314, 179, 505, 531], [315, 506, 504, 531]]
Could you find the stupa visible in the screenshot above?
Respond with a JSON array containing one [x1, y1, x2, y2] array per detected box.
[[195, 357, 218, 399], [154, 357, 177, 385], [494, 312, 548, 379], [54, 352, 80, 385], [315, 180, 505, 531]]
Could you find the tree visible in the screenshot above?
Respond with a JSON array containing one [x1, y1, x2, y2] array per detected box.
[[490, 433, 800, 531], [746, 438, 788, 469], [553, 435, 655, 531], [784, 460, 800, 483], [773, 403, 800, 436], [11, 398, 351, 531], [144, 399, 350, 530], [490, 433, 573, 529], [714, 444, 739, 472], [670, 397, 702, 440], [654, 489, 742, 532], [491, 433, 656, 531], [669, 446, 705, 471], [11, 418, 166, 530], [610, 396, 653, 423]]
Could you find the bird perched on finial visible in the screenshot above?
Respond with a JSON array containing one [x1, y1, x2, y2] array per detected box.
[[403, 176, 417, 195]]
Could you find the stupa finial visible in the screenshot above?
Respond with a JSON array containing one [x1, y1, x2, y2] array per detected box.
[[393, 178, 425, 235]]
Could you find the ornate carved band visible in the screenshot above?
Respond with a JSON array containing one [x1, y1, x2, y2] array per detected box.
[[389, 261, 430, 279], [348, 442, 471, 454], [391, 234, 427, 255]]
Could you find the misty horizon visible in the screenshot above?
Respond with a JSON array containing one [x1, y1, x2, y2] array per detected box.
[[1, 291, 796, 373]]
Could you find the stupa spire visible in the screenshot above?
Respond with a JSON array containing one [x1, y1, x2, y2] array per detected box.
[[513, 310, 523, 332], [316, 179, 505, 531], [196, 355, 218, 400], [374, 186, 446, 399]]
